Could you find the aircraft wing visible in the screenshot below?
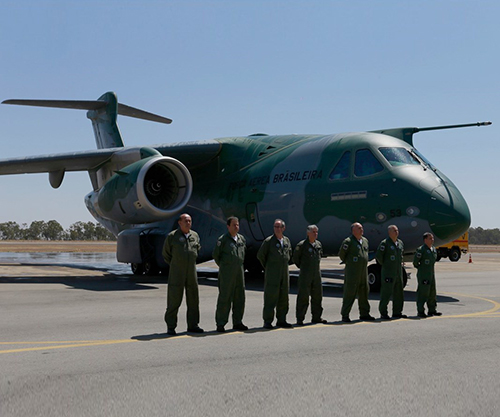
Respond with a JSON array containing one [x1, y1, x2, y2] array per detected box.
[[0, 140, 221, 175], [0, 149, 116, 175]]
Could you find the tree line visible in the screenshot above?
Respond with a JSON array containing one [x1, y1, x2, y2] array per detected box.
[[468, 227, 500, 245], [0, 222, 497, 244], [0, 220, 116, 241]]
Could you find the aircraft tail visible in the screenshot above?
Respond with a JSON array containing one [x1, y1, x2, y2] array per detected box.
[[2, 92, 172, 149]]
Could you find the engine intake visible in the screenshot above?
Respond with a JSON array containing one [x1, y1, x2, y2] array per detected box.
[[91, 155, 193, 224]]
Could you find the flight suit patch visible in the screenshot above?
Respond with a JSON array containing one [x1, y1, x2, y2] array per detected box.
[[416, 252, 422, 258], [380, 245, 385, 252], [343, 244, 348, 250], [425, 259, 430, 264], [390, 255, 395, 261], [353, 257, 358, 262]]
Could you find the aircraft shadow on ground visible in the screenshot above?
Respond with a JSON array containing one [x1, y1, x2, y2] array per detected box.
[[0, 264, 459, 304]]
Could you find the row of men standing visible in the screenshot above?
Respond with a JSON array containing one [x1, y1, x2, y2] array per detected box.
[[162, 214, 440, 335]]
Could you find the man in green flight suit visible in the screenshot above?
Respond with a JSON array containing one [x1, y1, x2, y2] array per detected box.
[[376, 225, 407, 320], [257, 218, 293, 329], [293, 224, 327, 326], [213, 216, 248, 333], [162, 213, 203, 336], [413, 232, 442, 318], [339, 222, 375, 322]]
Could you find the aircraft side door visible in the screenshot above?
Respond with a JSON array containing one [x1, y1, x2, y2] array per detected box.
[[245, 202, 265, 241]]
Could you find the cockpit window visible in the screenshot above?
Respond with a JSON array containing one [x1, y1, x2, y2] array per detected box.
[[379, 147, 420, 166], [354, 149, 384, 177], [329, 151, 350, 180]]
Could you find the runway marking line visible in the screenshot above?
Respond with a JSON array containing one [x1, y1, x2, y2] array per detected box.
[[0, 339, 137, 354], [1, 292, 498, 354]]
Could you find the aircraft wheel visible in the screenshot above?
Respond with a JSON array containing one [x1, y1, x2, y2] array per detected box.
[[368, 263, 382, 292], [436, 254, 442, 262], [144, 260, 160, 276], [449, 248, 461, 262], [131, 263, 144, 275], [402, 268, 408, 288], [244, 259, 264, 276]]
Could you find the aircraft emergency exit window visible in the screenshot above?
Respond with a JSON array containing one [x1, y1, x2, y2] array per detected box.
[[354, 149, 384, 177], [379, 147, 420, 166], [329, 151, 350, 180]]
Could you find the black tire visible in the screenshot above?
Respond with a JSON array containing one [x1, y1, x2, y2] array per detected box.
[[244, 259, 264, 276], [144, 260, 160, 276], [131, 263, 144, 276], [402, 268, 408, 288], [449, 247, 461, 262], [368, 263, 382, 292], [436, 254, 442, 262]]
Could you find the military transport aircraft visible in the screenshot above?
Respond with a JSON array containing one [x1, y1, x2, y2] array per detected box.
[[0, 92, 491, 290]]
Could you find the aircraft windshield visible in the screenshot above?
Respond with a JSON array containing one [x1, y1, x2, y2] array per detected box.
[[379, 147, 420, 167], [354, 149, 384, 177]]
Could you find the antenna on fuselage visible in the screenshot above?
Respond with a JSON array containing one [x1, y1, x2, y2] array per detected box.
[[371, 121, 492, 145]]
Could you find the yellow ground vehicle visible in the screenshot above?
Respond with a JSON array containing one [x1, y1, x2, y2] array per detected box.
[[436, 232, 469, 262]]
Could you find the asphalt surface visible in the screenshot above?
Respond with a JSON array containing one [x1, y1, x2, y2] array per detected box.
[[1, 253, 499, 416]]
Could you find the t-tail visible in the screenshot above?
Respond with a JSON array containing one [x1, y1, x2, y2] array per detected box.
[[2, 91, 172, 149]]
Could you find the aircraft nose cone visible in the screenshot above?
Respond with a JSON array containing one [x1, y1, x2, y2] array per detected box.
[[428, 183, 470, 243]]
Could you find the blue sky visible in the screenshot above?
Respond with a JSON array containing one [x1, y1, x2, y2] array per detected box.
[[0, 1, 498, 228]]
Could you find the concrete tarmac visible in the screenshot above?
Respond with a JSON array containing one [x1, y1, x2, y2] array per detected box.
[[1, 253, 499, 416]]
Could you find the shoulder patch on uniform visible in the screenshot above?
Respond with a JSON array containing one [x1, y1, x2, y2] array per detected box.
[[416, 252, 422, 258], [380, 245, 385, 252], [217, 241, 221, 246], [343, 244, 348, 250]]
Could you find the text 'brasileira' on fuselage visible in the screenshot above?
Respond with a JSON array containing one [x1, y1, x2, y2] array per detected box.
[[0, 91, 491, 287]]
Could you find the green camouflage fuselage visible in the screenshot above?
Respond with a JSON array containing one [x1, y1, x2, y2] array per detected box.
[[90, 131, 470, 266]]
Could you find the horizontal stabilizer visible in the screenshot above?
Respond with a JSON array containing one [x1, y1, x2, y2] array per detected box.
[[2, 98, 172, 124]]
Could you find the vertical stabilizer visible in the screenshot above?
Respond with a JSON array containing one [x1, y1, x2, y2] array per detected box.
[[87, 92, 124, 149], [2, 91, 172, 151]]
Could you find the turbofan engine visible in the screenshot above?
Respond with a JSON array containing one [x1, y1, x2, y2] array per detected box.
[[89, 155, 193, 224]]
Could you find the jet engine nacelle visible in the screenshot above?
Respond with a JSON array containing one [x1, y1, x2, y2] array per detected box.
[[89, 155, 193, 224]]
